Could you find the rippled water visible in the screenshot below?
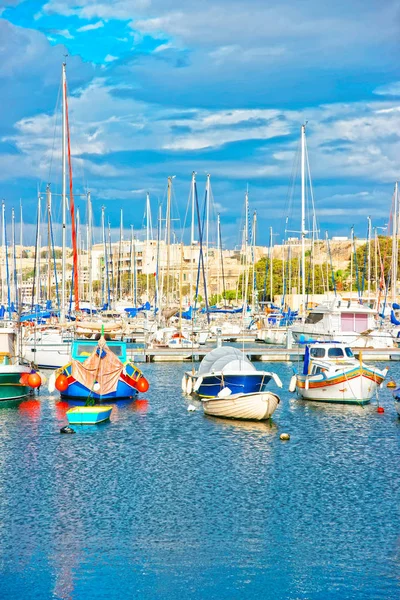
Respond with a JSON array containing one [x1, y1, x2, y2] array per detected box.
[[0, 359, 400, 599]]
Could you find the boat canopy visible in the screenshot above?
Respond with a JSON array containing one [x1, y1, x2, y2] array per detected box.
[[198, 346, 255, 375]]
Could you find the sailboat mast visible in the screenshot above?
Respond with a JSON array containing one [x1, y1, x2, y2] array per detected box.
[[367, 216, 371, 303], [190, 171, 196, 306], [46, 185, 52, 303], [87, 191, 93, 315], [269, 227, 273, 303], [166, 176, 172, 306], [392, 182, 398, 304], [301, 124, 306, 315], [61, 62, 67, 321], [205, 173, 210, 287]]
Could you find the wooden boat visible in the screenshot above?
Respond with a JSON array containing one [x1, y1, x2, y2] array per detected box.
[[202, 389, 280, 421], [66, 405, 113, 425], [293, 342, 387, 404], [53, 336, 149, 401]]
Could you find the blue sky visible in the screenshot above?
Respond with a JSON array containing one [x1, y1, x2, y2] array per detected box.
[[1, 0, 400, 246]]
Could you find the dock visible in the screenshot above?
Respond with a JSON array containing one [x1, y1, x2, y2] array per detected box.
[[128, 345, 400, 363]]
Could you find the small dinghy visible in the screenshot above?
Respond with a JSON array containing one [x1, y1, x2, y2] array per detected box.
[[66, 405, 113, 425], [202, 388, 280, 421]]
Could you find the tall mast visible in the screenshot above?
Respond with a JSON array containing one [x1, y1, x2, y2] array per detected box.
[[46, 184, 52, 303], [166, 176, 172, 306], [367, 216, 371, 303], [61, 61, 67, 321], [217, 212, 220, 300], [301, 124, 306, 315], [205, 173, 210, 286], [189, 171, 196, 306], [11, 208, 17, 306], [252, 210, 257, 312], [36, 192, 41, 306], [392, 182, 398, 304], [146, 193, 150, 302], [269, 226, 273, 303], [87, 191, 93, 315]]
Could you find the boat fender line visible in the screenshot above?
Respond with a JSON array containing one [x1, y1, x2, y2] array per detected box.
[[289, 375, 297, 393], [181, 374, 187, 392], [186, 377, 193, 395], [60, 425, 75, 434]]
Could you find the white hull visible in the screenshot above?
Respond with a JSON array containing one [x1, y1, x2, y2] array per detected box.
[[296, 373, 382, 404], [202, 391, 280, 421], [257, 328, 287, 345], [23, 344, 71, 368], [291, 328, 395, 349]]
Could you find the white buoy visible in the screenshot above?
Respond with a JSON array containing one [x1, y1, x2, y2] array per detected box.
[[288, 375, 297, 393], [217, 387, 232, 398], [48, 372, 56, 393], [186, 377, 193, 395], [93, 382, 101, 392], [187, 404, 197, 412]]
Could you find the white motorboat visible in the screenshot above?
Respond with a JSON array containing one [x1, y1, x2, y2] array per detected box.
[[292, 342, 388, 404], [290, 297, 395, 348], [22, 328, 73, 368], [202, 388, 280, 421]]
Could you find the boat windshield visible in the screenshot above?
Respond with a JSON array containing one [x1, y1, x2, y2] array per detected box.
[[328, 347, 344, 358], [75, 343, 123, 358], [305, 312, 324, 324], [345, 347, 354, 358], [310, 347, 326, 358]]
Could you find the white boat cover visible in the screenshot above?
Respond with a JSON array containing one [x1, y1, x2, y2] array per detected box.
[[198, 346, 255, 375]]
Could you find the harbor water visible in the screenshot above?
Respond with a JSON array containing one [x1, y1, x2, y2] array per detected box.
[[0, 360, 400, 599]]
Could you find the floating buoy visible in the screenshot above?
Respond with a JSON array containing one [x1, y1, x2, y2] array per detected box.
[[19, 372, 30, 386], [289, 375, 297, 393], [387, 380, 396, 389], [55, 374, 68, 392], [280, 433, 291, 441], [28, 372, 42, 389], [93, 382, 101, 392], [187, 404, 197, 412], [377, 406, 385, 413], [137, 377, 149, 393], [60, 425, 75, 434], [48, 372, 56, 393]]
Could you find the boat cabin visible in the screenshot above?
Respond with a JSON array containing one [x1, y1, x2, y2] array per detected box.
[[71, 340, 127, 363], [303, 343, 355, 376]]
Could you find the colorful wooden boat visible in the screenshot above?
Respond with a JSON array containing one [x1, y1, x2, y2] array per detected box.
[[293, 342, 387, 404], [52, 337, 149, 402], [66, 405, 113, 425]]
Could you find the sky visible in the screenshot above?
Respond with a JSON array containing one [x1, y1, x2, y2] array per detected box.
[[0, 0, 399, 247]]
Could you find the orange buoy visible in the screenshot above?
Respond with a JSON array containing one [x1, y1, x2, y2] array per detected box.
[[28, 372, 42, 389], [377, 406, 385, 413], [19, 372, 30, 386], [55, 374, 69, 392], [386, 381, 396, 389], [136, 377, 149, 393]]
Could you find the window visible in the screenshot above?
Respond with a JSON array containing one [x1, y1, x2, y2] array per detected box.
[[310, 347, 326, 358], [305, 312, 324, 324], [345, 347, 354, 358], [328, 347, 344, 358]]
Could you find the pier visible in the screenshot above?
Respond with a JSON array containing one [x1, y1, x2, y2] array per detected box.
[[128, 346, 400, 363]]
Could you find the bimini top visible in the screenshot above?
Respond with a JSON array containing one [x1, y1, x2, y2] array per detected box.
[[198, 346, 255, 375]]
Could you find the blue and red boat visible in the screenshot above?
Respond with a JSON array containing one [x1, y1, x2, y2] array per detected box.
[[52, 338, 149, 402]]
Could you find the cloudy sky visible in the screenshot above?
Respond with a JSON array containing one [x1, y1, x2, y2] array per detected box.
[[1, 0, 399, 246]]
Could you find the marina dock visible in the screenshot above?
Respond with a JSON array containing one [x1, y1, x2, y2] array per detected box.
[[128, 346, 400, 363]]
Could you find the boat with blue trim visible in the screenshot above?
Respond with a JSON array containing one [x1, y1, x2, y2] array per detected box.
[[51, 337, 149, 402], [292, 342, 387, 404], [182, 346, 282, 398]]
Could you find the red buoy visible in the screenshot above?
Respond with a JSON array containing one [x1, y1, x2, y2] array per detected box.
[[28, 372, 42, 389], [19, 372, 30, 386], [55, 374, 69, 392], [136, 377, 149, 393], [377, 406, 385, 413]]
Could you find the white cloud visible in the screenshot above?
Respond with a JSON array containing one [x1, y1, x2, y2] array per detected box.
[[374, 82, 400, 97], [77, 21, 104, 33], [104, 54, 118, 62]]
